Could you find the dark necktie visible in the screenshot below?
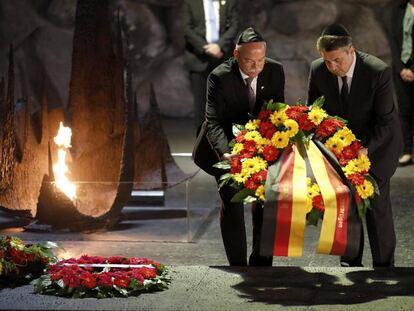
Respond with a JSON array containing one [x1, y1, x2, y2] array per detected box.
[[245, 77, 255, 111], [340, 76, 348, 116]]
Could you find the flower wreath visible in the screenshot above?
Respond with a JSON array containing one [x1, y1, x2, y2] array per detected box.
[[215, 97, 378, 225], [33, 255, 170, 298], [0, 236, 57, 286]]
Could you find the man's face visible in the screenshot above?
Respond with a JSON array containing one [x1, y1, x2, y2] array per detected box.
[[234, 42, 266, 78], [320, 46, 354, 77]]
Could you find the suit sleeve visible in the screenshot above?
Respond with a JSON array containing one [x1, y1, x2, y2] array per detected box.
[[205, 73, 231, 155], [389, 5, 405, 73], [182, 0, 207, 55], [307, 64, 320, 105], [217, 0, 239, 54], [367, 67, 401, 156], [276, 65, 285, 102]]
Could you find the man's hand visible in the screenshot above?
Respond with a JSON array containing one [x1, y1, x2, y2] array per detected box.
[[221, 153, 234, 161], [203, 43, 223, 59], [359, 148, 368, 156], [400, 68, 414, 82]]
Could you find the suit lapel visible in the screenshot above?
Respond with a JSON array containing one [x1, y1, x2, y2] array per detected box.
[[253, 68, 266, 116], [231, 60, 250, 112], [197, 0, 206, 37]]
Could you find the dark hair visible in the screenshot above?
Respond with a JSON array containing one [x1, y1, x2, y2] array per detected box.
[[316, 35, 353, 52], [317, 23, 352, 52], [236, 27, 265, 45]]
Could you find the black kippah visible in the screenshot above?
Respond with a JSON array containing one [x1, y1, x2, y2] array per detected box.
[[236, 27, 265, 45], [321, 23, 350, 37]]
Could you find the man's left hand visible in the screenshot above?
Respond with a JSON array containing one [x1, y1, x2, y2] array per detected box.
[[203, 43, 223, 59]]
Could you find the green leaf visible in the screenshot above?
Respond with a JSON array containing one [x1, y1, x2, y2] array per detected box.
[[266, 100, 277, 111], [310, 96, 325, 108], [275, 102, 287, 111], [212, 160, 230, 169], [306, 209, 322, 226], [232, 124, 244, 136], [218, 174, 233, 190], [231, 188, 254, 203], [332, 115, 348, 125]]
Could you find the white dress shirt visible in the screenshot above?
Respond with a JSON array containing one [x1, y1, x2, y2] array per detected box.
[[203, 0, 220, 43], [338, 51, 357, 93]]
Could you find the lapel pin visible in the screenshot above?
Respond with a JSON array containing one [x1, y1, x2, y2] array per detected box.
[[261, 86, 264, 90]]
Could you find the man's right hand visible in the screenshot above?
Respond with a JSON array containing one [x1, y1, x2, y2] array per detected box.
[[400, 68, 414, 82], [221, 153, 234, 161]]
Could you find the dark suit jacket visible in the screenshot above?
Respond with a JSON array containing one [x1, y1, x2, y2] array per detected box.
[[183, 0, 239, 72], [389, 0, 414, 73], [205, 57, 285, 156], [308, 51, 403, 180]]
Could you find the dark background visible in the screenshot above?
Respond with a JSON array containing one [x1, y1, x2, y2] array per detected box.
[[0, 0, 394, 118]]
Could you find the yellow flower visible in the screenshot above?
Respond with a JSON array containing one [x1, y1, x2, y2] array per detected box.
[[255, 185, 265, 201], [241, 157, 267, 175], [308, 107, 327, 125], [325, 136, 346, 153], [356, 180, 374, 199], [246, 119, 261, 131], [256, 137, 271, 153], [271, 131, 290, 149], [343, 160, 358, 176], [343, 154, 371, 175], [306, 177, 312, 187], [334, 127, 356, 146], [270, 110, 287, 125], [306, 197, 313, 213], [244, 130, 262, 142], [283, 119, 299, 138], [354, 154, 371, 172], [233, 173, 249, 184], [232, 143, 244, 155]]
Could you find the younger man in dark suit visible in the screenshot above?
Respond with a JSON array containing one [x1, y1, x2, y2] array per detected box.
[[204, 27, 285, 266], [183, 0, 239, 129], [308, 24, 402, 267]]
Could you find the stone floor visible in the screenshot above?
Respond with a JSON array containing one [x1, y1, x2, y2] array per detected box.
[[0, 118, 413, 310]]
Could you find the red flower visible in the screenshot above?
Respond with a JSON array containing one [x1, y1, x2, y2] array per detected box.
[[298, 114, 315, 131], [235, 130, 247, 143], [312, 194, 325, 212], [315, 118, 344, 138], [97, 272, 113, 287], [114, 273, 130, 288], [138, 267, 157, 279], [258, 109, 272, 121], [108, 256, 126, 264], [129, 270, 145, 283], [243, 140, 257, 153], [80, 271, 97, 289], [347, 173, 365, 186], [259, 121, 274, 139], [286, 105, 309, 121], [62, 270, 81, 288], [341, 142, 361, 160], [251, 170, 267, 183], [245, 177, 260, 190], [262, 145, 280, 162], [230, 157, 242, 174], [240, 150, 254, 158]]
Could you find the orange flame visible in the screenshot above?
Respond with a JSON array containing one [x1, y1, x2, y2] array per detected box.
[[53, 122, 77, 200]]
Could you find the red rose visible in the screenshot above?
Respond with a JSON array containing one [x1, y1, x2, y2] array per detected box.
[[80, 271, 97, 289], [298, 114, 315, 131], [286, 105, 309, 121], [312, 194, 325, 212], [348, 173, 365, 186], [262, 145, 280, 162]]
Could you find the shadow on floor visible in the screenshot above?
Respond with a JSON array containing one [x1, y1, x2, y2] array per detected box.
[[214, 266, 414, 306]]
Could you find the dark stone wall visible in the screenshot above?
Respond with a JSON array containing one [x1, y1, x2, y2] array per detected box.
[[0, 0, 395, 118]]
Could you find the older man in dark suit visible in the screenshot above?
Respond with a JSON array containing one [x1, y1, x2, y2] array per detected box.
[[308, 24, 403, 267], [198, 27, 285, 266], [183, 0, 239, 129]]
